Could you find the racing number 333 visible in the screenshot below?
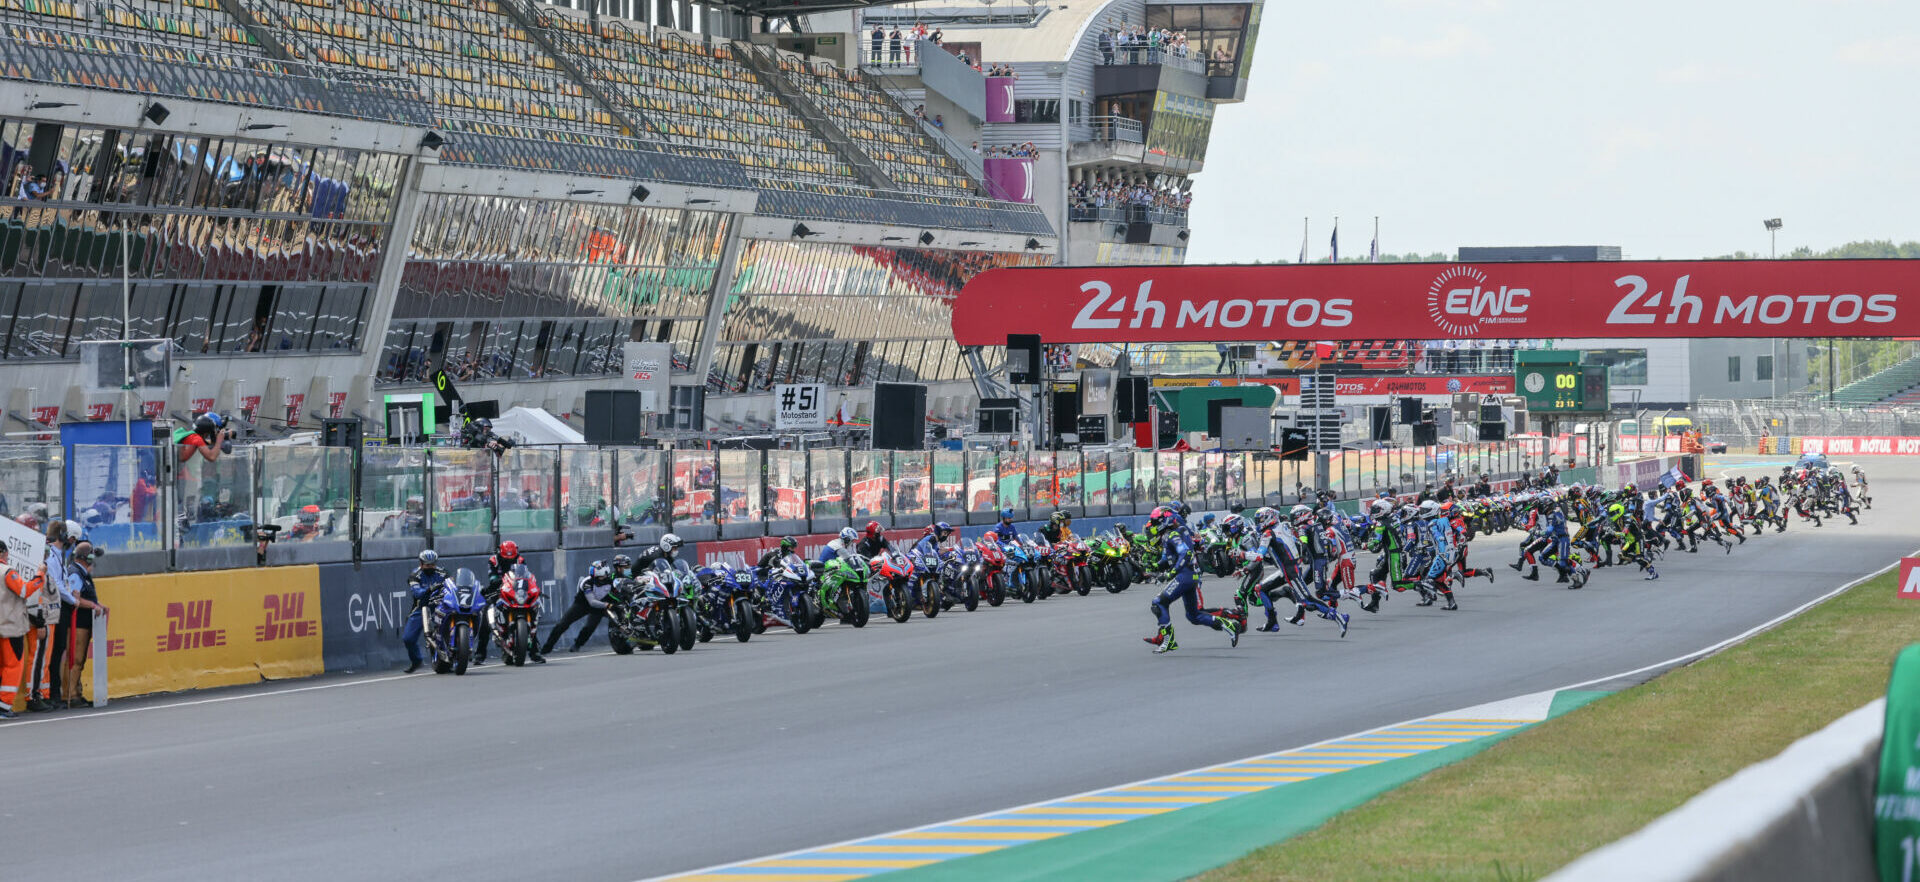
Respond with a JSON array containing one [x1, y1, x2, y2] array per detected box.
[[950, 260, 1920, 345]]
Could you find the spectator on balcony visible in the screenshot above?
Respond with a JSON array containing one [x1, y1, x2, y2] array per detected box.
[[871, 24, 884, 63], [956, 49, 972, 68], [889, 28, 903, 64], [1098, 28, 1114, 65], [930, 27, 943, 45], [912, 20, 927, 42], [1212, 44, 1232, 63]]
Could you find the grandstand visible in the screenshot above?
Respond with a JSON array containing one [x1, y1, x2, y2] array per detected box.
[[0, 0, 1264, 439]]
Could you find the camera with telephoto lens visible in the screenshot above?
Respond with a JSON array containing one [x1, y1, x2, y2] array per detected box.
[[460, 416, 514, 453]]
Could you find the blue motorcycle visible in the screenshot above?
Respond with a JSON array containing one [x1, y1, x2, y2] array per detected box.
[[933, 546, 980, 612], [755, 553, 820, 634], [1000, 536, 1040, 603], [695, 561, 758, 643], [427, 567, 486, 675]]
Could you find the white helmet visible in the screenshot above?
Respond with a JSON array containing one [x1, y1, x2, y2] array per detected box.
[[1368, 499, 1393, 517], [1418, 500, 1441, 519], [658, 533, 683, 555], [839, 527, 859, 544]]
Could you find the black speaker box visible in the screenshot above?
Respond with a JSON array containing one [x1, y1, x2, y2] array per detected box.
[[1369, 406, 1393, 442], [872, 382, 926, 450], [585, 389, 643, 445]]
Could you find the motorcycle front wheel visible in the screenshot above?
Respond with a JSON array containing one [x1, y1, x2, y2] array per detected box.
[[921, 584, 941, 619], [511, 619, 529, 667], [963, 579, 980, 612], [452, 622, 471, 675], [1073, 567, 1092, 597], [676, 606, 697, 651], [985, 573, 1006, 607], [733, 599, 755, 642], [609, 630, 634, 655], [1107, 566, 1132, 594], [657, 611, 680, 654]]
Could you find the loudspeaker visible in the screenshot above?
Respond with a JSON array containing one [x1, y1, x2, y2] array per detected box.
[[462, 399, 499, 421], [1279, 427, 1311, 461], [1125, 222, 1152, 244], [1398, 397, 1421, 425], [1480, 403, 1503, 424], [1115, 376, 1150, 422], [872, 382, 926, 450], [1007, 334, 1042, 385], [1369, 406, 1392, 442], [1155, 410, 1179, 449], [1051, 388, 1081, 431], [1478, 421, 1508, 441], [1412, 423, 1438, 446], [977, 397, 1018, 434], [585, 389, 644, 445]]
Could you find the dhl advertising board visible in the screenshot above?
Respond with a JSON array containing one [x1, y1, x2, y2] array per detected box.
[[97, 566, 324, 696]]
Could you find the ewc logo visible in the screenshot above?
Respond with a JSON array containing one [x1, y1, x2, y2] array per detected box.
[[1427, 266, 1532, 336]]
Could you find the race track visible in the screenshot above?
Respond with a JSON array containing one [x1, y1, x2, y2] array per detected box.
[[9, 456, 1915, 882]]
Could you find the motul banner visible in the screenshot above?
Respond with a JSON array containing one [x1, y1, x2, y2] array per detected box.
[[952, 260, 1920, 344], [1797, 436, 1920, 455]]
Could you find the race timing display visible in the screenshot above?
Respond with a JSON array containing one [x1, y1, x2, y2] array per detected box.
[[950, 259, 1920, 344]]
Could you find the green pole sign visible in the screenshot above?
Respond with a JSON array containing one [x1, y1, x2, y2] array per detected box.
[[1879, 643, 1920, 881]]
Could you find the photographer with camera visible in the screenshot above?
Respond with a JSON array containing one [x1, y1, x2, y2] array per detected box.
[[177, 412, 234, 464], [459, 416, 515, 455]]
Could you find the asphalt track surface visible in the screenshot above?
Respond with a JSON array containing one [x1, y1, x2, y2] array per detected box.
[[8, 456, 1916, 882]]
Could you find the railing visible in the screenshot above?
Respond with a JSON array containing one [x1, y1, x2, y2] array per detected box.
[[9, 438, 1557, 574], [1099, 45, 1205, 75], [1691, 398, 1920, 448], [1087, 115, 1145, 144]]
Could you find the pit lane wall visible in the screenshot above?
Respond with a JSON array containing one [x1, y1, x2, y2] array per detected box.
[[95, 566, 326, 696], [1547, 699, 1880, 882]]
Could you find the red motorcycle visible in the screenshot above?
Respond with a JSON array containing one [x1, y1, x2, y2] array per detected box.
[[973, 534, 1010, 607], [491, 562, 543, 666], [872, 550, 917, 623], [1063, 538, 1094, 596]]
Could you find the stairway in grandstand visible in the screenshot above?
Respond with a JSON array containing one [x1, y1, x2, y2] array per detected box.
[[1833, 353, 1920, 407]]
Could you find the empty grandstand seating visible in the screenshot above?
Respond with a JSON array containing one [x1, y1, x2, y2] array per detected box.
[[1833, 353, 1920, 406], [776, 52, 975, 196], [531, 5, 854, 184]]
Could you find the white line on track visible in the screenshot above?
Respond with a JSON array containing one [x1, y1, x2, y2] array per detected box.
[[639, 548, 1918, 882]]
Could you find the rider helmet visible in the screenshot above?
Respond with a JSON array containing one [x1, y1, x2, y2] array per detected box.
[[1289, 504, 1313, 525], [658, 533, 683, 555], [498, 540, 519, 558], [1368, 499, 1393, 518], [611, 553, 633, 572], [863, 520, 882, 539], [1000, 507, 1015, 521], [1197, 513, 1216, 529], [984, 530, 999, 544], [1418, 500, 1441, 519], [298, 504, 321, 524], [417, 549, 439, 568], [839, 527, 859, 544], [1253, 507, 1280, 531], [1176, 501, 1193, 519], [934, 521, 953, 539], [779, 536, 797, 553]]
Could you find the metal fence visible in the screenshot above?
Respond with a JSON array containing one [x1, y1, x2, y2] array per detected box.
[[1693, 399, 1920, 448], [0, 438, 1553, 573]]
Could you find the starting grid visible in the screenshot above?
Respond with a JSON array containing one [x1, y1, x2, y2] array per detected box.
[[655, 715, 1534, 881]]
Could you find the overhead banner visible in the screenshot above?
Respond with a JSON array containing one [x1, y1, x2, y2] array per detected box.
[[951, 260, 1920, 344], [983, 157, 1035, 203], [623, 342, 672, 412], [985, 76, 1016, 122]]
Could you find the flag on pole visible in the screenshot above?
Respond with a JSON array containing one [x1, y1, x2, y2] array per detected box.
[[1298, 217, 1308, 264], [1370, 216, 1379, 262], [1330, 220, 1339, 263]]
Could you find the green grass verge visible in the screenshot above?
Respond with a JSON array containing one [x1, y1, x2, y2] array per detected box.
[[1198, 566, 1911, 882]]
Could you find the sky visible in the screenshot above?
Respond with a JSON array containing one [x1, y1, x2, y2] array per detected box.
[[1185, 0, 1920, 264]]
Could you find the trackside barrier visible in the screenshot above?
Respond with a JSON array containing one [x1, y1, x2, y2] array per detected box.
[[1547, 699, 1881, 882], [95, 565, 326, 697], [1794, 437, 1920, 456], [1603, 454, 1700, 490]]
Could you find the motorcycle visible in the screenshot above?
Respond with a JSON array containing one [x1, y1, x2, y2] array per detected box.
[[758, 553, 821, 633], [1086, 530, 1134, 594], [1062, 537, 1095, 595], [489, 562, 542, 667], [695, 562, 757, 643], [1017, 535, 1056, 599], [907, 549, 944, 619], [604, 569, 681, 655], [426, 568, 487, 675], [872, 549, 916, 622], [934, 545, 980, 612], [656, 559, 700, 651], [999, 536, 1040, 603], [972, 536, 1010, 607], [818, 553, 873, 627]]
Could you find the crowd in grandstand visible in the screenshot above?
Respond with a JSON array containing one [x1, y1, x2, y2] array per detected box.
[[1097, 24, 1197, 64], [983, 143, 1040, 158], [1069, 175, 1193, 214]]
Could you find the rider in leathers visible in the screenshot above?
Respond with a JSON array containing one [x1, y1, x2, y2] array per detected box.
[[1144, 509, 1241, 653]]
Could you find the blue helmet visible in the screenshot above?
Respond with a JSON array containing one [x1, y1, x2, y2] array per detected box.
[[1000, 507, 1015, 521], [934, 521, 953, 538], [1197, 513, 1217, 529]]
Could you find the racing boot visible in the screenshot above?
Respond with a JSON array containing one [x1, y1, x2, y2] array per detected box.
[[1847, 509, 1859, 526], [1483, 567, 1496, 584], [1508, 558, 1525, 572], [1644, 566, 1660, 581], [1144, 624, 1176, 652], [1335, 610, 1351, 637], [1555, 567, 1570, 584], [1219, 616, 1241, 647], [1441, 590, 1458, 611], [1361, 588, 1382, 613], [529, 647, 547, 664], [1522, 565, 1540, 582], [1415, 580, 1438, 606], [403, 659, 422, 674]]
